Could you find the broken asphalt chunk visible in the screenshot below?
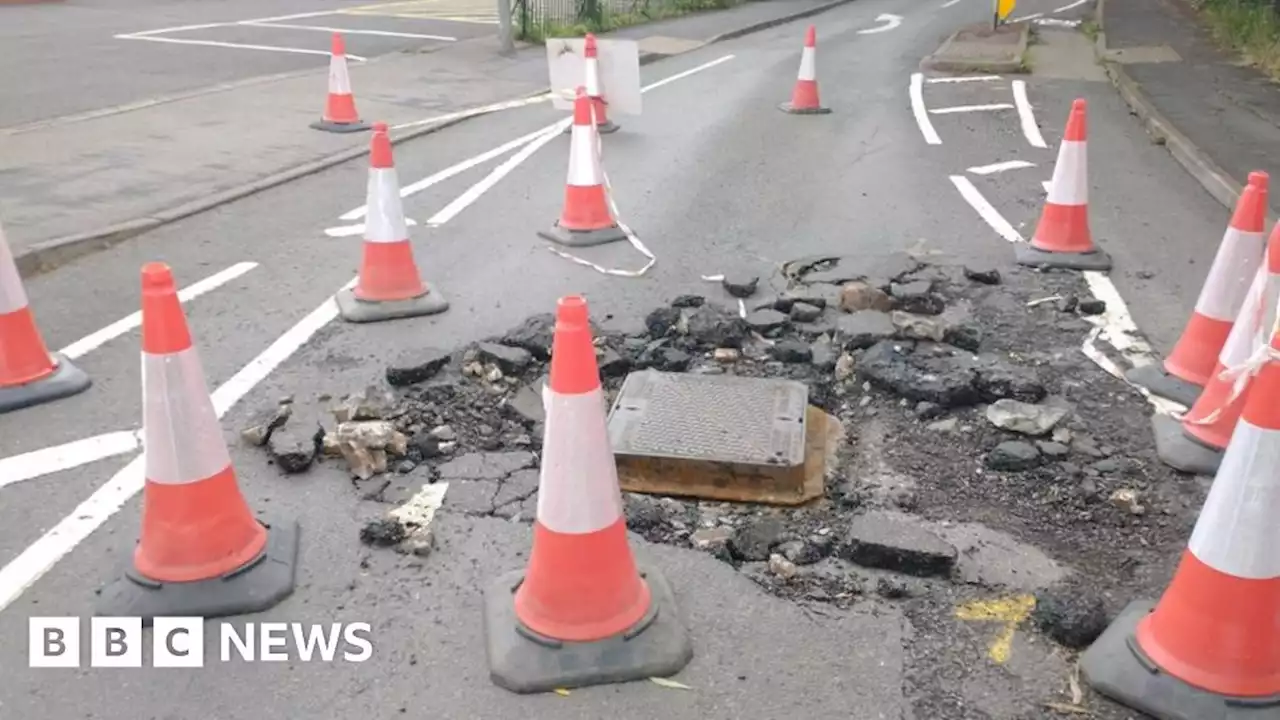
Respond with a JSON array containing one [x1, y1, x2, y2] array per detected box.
[[987, 440, 1042, 471], [385, 347, 452, 387], [476, 342, 532, 375], [268, 425, 323, 474], [722, 274, 759, 298], [963, 266, 1001, 285], [840, 511, 957, 579], [1032, 583, 1109, 649], [838, 311, 896, 350], [683, 305, 750, 348]]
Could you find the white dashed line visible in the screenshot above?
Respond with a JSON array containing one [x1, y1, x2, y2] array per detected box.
[[968, 160, 1037, 175], [1053, 0, 1089, 12], [930, 103, 1015, 114]]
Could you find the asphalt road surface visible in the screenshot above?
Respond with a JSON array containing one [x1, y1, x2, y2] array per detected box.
[[0, 0, 497, 128], [0, 0, 1234, 717]]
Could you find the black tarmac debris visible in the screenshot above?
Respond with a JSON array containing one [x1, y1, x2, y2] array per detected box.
[[257, 252, 1206, 720]]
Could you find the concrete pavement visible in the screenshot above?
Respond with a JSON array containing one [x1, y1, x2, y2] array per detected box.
[[0, 0, 1243, 717], [1097, 0, 1280, 216]]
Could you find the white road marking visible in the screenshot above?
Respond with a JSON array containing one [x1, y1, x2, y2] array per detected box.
[[1012, 12, 1044, 21], [968, 160, 1037, 175], [114, 34, 368, 62], [1053, 0, 1089, 12], [0, 54, 740, 614], [910, 73, 942, 145], [949, 175, 1024, 243], [858, 13, 904, 34], [241, 10, 344, 23], [325, 218, 418, 238], [1035, 17, 1081, 27], [941, 0, 964, 7], [59, 262, 258, 360], [389, 93, 555, 132], [951, 169, 1180, 415], [343, 54, 738, 221], [123, 22, 234, 37], [926, 75, 1001, 83], [930, 103, 1015, 114], [1011, 80, 1048, 149], [239, 21, 457, 42], [427, 120, 570, 226], [0, 431, 143, 490]]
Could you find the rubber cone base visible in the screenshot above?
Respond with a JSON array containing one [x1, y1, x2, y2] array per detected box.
[[0, 353, 92, 414], [96, 517, 300, 626], [1151, 412, 1223, 476], [538, 223, 628, 248], [310, 119, 372, 134], [484, 564, 693, 694], [564, 120, 619, 135], [1126, 364, 1203, 408], [1015, 242, 1113, 271], [1082, 599, 1280, 720], [779, 102, 831, 115], [335, 286, 449, 324]]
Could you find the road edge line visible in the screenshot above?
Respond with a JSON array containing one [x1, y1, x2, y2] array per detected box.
[[11, 0, 857, 281]]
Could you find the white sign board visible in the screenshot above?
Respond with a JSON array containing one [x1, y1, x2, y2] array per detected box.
[[545, 37, 642, 116]]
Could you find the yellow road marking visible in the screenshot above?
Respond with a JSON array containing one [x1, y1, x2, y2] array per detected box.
[[954, 594, 1036, 665]]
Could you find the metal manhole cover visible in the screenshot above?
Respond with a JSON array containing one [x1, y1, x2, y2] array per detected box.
[[607, 370, 808, 467]]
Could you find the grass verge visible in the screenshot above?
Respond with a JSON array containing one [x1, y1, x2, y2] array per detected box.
[[1191, 0, 1280, 79]]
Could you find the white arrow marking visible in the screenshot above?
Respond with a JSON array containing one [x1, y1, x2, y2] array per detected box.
[[324, 217, 418, 238], [858, 13, 903, 34]]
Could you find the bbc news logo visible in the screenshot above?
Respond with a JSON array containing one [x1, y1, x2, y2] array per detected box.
[[29, 617, 373, 667]]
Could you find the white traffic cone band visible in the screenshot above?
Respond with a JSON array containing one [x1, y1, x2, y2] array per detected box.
[[797, 46, 816, 82], [1046, 140, 1087, 207], [1187, 417, 1280, 579], [566, 124, 603, 188], [142, 346, 232, 485], [0, 226, 28, 315], [1194, 226, 1267, 322], [328, 53, 353, 95], [535, 386, 624, 535], [364, 167, 409, 244], [585, 57, 602, 98]]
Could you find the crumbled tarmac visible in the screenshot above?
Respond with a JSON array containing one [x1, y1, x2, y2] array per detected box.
[[244, 252, 1202, 720]]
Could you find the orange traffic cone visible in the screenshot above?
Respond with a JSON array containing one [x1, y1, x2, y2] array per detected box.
[[335, 122, 449, 324], [311, 33, 370, 134], [563, 33, 618, 135], [483, 295, 692, 694], [0, 220, 91, 414], [1082, 328, 1280, 716], [1151, 222, 1280, 477], [1016, 99, 1112, 271], [537, 88, 628, 248], [1128, 172, 1269, 407], [781, 26, 829, 115], [96, 263, 298, 623]]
